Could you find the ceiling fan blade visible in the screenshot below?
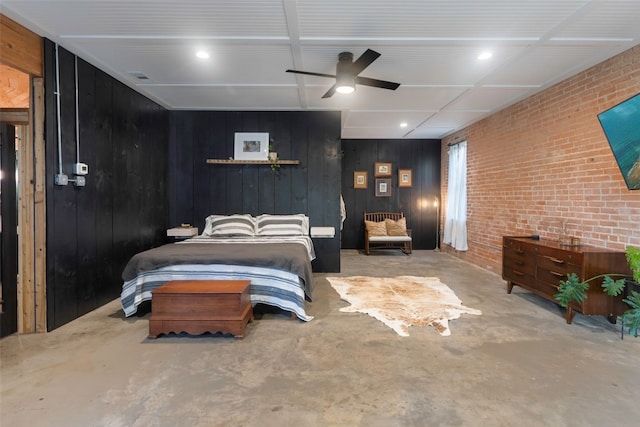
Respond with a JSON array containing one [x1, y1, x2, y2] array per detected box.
[[355, 76, 400, 90], [351, 49, 381, 75], [286, 69, 336, 79], [322, 84, 337, 99]]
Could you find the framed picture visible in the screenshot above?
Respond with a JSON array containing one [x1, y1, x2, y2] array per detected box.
[[375, 178, 392, 197], [234, 132, 269, 161], [354, 171, 368, 189], [398, 169, 412, 188], [374, 162, 392, 177]]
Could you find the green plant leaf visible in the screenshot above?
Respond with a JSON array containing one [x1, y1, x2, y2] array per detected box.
[[621, 291, 640, 337], [626, 246, 640, 283], [554, 273, 588, 308], [601, 275, 627, 296]]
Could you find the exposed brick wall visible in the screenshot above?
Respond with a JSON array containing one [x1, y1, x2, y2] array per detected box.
[[441, 45, 640, 273]]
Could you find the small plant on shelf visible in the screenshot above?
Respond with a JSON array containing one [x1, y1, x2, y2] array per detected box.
[[268, 144, 280, 172], [554, 245, 640, 337]]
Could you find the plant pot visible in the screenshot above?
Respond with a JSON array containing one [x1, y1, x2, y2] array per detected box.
[[624, 279, 640, 297]]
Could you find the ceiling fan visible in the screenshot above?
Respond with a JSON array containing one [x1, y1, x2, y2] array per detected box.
[[286, 49, 400, 98]]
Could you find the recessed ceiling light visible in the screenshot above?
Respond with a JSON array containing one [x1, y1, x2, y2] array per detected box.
[[478, 51, 493, 60], [400, 122, 408, 128], [196, 50, 210, 59]]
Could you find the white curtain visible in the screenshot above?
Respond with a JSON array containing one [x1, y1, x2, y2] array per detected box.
[[443, 141, 468, 251]]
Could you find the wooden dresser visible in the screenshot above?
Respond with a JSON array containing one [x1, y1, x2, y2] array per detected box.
[[502, 236, 630, 323]]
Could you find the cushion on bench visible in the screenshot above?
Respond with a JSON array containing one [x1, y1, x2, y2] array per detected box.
[[369, 236, 412, 242]]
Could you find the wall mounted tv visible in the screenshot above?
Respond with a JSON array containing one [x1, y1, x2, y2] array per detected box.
[[597, 92, 640, 190]]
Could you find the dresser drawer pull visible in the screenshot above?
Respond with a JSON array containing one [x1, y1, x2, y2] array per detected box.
[[514, 260, 524, 266], [545, 256, 565, 264], [512, 270, 525, 277], [550, 270, 565, 278], [516, 250, 525, 255]]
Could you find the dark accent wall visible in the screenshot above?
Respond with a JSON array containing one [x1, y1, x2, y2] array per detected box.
[[341, 139, 441, 250], [44, 40, 169, 330], [168, 110, 342, 272]]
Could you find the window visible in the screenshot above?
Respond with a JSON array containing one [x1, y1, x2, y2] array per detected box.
[[443, 141, 468, 251]]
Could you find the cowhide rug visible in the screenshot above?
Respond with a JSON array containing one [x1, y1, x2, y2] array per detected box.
[[327, 275, 481, 337]]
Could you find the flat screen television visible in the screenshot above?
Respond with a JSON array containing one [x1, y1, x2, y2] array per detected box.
[[597, 92, 640, 190]]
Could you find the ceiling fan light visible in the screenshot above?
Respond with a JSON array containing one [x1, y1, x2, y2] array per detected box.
[[336, 84, 355, 94], [335, 71, 355, 94]]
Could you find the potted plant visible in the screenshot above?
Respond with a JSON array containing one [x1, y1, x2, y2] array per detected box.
[[268, 144, 279, 172], [554, 245, 640, 337]]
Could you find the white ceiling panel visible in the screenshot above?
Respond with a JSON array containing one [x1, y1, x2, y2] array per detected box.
[[74, 40, 296, 84], [419, 111, 491, 129], [303, 86, 470, 111], [2, 0, 639, 139], [445, 86, 535, 111], [146, 86, 302, 110], [551, 1, 640, 40], [343, 111, 435, 129], [3, 0, 289, 37], [408, 126, 457, 139], [295, 0, 590, 39], [480, 45, 621, 86], [342, 126, 420, 140]]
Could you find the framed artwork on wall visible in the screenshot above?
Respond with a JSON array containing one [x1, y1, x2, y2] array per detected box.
[[354, 171, 368, 189], [234, 132, 269, 160], [398, 169, 412, 187], [374, 162, 392, 177], [375, 178, 392, 197]]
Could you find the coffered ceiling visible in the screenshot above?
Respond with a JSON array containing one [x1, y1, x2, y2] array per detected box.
[[2, 0, 639, 138]]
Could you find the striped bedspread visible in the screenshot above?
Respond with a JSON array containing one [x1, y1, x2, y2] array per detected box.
[[121, 236, 315, 321]]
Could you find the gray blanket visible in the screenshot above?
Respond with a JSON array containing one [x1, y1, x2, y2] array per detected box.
[[121, 241, 314, 299]]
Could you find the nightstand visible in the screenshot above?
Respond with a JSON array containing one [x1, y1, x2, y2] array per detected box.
[[310, 226, 335, 238], [167, 226, 198, 239]]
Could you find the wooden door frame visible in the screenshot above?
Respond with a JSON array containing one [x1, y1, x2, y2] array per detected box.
[[1, 14, 47, 333]]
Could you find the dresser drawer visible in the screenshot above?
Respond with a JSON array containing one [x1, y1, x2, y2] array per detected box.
[[504, 269, 537, 289], [537, 254, 581, 278], [529, 276, 561, 297], [536, 265, 580, 288], [504, 256, 536, 277], [537, 245, 583, 265]]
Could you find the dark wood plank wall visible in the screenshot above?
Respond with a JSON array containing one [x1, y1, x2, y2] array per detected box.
[[44, 41, 169, 330], [341, 139, 442, 250], [168, 110, 342, 272]]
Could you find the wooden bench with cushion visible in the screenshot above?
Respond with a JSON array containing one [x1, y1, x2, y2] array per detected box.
[[364, 212, 412, 255]]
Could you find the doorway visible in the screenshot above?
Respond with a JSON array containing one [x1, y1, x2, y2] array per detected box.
[[0, 123, 17, 337]]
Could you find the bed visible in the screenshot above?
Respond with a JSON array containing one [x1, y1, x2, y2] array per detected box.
[[120, 214, 316, 321]]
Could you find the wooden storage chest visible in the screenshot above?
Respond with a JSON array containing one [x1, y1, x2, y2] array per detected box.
[[148, 280, 253, 339]]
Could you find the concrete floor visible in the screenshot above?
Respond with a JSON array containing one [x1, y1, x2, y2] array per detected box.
[[1, 250, 639, 427]]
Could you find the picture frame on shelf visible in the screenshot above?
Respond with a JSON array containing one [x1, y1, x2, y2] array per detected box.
[[234, 132, 269, 161], [375, 178, 392, 197], [398, 169, 412, 188], [374, 162, 392, 177], [354, 171, 368, 189]]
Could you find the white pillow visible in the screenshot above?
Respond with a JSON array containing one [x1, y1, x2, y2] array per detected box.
[[202, 214, 256, 237], [256, 214, 309, 236]]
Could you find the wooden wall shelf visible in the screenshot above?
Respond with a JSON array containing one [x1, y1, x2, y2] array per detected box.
[[206, 159, 300, 165]]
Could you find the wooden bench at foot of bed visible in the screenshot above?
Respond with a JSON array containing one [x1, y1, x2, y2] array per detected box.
[[148, 280, 253, 339]]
